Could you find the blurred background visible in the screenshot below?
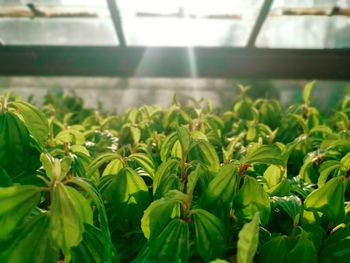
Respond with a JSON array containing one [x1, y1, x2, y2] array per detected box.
[[1, 0, 350, 112]]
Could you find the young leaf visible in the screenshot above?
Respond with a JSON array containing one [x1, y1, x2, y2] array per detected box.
[[153, 159, 180, 199], [11, 101, 49, 148], [129, 153, 156, 178], [177, 126, 191, 155], [237, 212, 260, 263], [188, 140, 220, 173], [233, 176, 271, 225], [160, 132, 178, 162], [87, 153, 121, 178], [303, 81, 316, 105], [102, 159, 124, 176], [244, 144, 284, 166], [303, 176, 345, 222], [318, 160, 341, 187]]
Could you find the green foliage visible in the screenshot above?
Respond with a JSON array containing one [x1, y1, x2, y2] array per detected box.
[[233, 176, 271, 225], [192, 209, 227, 260], [1, 83, 350, 262], [237, 212, 260, 263], [0, 185, 40, 238]]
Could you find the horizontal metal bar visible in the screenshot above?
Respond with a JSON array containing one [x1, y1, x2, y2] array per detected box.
[[0, 46, 350, 79]]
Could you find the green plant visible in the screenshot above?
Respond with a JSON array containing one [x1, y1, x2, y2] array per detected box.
[[1, 82, 350, 262]]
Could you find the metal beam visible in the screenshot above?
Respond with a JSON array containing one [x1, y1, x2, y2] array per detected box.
[[0, 46, 350, 79], [107, 0, 126, 46], [247, 0, 274, 47]]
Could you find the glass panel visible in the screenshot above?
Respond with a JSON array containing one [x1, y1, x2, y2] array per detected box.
[[0, 0, 117, 45], [257, 0, 350, 48], [273, 0, 350, 8], [118, 0, 263, 47], [0, 1, 106, 6], [0, 18, 118, 45], [257, 16, 350, 48]]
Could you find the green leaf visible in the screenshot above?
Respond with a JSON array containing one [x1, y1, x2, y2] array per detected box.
[[192, 209, 227, 261], [304, 176, 345, 223], [263, 165, 283, 189], [177, 126, 191, 154], [40, 153, 71, 181], [130, 126, 141, 145], [318, 160, 341, 187], [0, 167, 12, 187], [70, 177, 119, 262], [303, 81, 316, 105], [237, 212, 260, 263], [40, 153, 55, 179], [0, 111, 38, 179], [188, 140, 220, 173], [55, 129, 85, 145], [141, 198, 181, 240], [102, 159, 124, 176], [233, 176, 271, 225], [204, 163, 238, 207], [99, 167, 150, 221], [267, 179, 290, 197], [341, 152, 350, 166], [153, 159, 180, 199], [0, 213, 58, 263], [0, 185, 40, 238], [50, 183, 85, 257], [72, 224, 119, 263], [319, 224, 350, 262], [66, 186, 93, 225], [11, 101, 49, 148], [258, 235, 288, 263], [147, 219, 189, 262], [129, 153, 156, 178], [245, 144, 284, 166], [263, 165, 290, 197], [171, 140, 183, 159], [288, 230, 317, 263], [87, 153, 121, 178], [186, 165, 202, 196], [160, 132, 178, 162], [271, 196, 302, 226]]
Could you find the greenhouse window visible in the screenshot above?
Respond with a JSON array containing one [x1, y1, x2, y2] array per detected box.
[[0, 0, 118, 45], [117, 0, 264, 47]]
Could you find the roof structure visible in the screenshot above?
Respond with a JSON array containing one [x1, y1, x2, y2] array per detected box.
[[0, 0, 350, 79]]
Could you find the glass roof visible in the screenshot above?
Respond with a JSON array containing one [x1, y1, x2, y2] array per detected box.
[[257, 0, 350, 48], [118, 0, 263, 46], [0, 0, 349, 48]]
